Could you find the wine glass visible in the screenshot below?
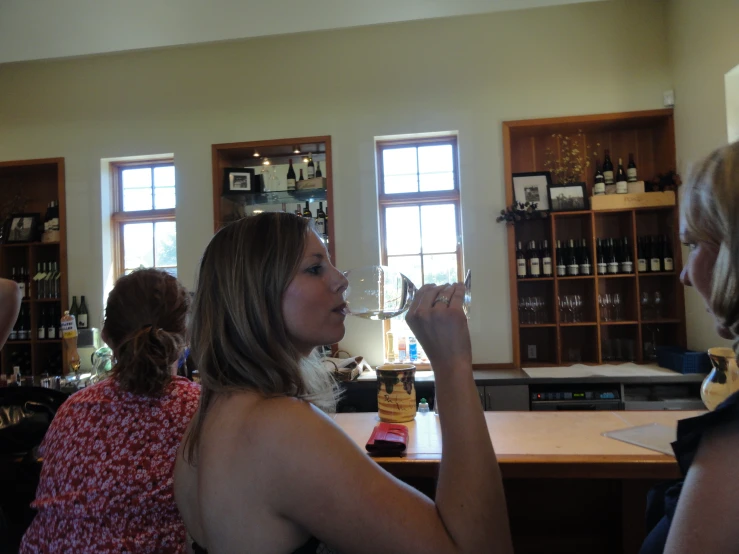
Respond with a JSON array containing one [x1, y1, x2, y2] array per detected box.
[[640, 291, 652, 320], [612, 293, 623, 321], [653, 291, 663, 319], [343, 266, 471, 320]]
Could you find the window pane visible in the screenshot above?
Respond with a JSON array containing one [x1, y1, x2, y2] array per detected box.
[[123, 223, 153, 269], [419, 172, 454, 192], [122, 167, 152, 189], [384, 174, 418, 194], [153, 166, 174, 188], [385, 206, 420, 256], [123, 188, 153, 211], [423, 253, 458, 285], [418, 144, 453, 174], [383, 147, 417, 176], [154, 221, 177, 268], [154, 187, 176, 210], [153, 166, 176, 209], [421, 204, 458, 253], [387, 255, 422, 290]]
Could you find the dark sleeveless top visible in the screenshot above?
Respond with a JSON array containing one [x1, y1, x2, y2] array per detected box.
[[192, 536, 330, 553], [639, 391, 739, 554]]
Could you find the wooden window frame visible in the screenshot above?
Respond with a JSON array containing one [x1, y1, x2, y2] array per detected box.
[[111, 160, 176, 279], [376, 136, 463, 368]]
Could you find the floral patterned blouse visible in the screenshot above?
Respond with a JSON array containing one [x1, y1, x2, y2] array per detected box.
[[20, 376, 200, 553]]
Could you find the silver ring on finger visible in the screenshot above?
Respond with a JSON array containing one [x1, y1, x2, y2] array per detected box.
[[432, 295, 452, 307]]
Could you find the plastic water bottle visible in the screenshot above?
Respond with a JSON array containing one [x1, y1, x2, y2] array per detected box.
[[409, 336, 418, 362], [417, 398, 430, 415]]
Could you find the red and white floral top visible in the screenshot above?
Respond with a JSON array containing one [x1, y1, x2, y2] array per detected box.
[[20, 376, 200, 554]]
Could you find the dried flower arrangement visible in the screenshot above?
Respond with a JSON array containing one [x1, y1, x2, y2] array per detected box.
[[496, 202, 548, 224], [543, 131, 599, 185]]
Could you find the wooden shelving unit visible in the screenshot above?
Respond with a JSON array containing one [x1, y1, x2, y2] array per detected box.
[[503, 110, 686, 367], [0, 158, 68, 378], [211, 136, 335, 262]]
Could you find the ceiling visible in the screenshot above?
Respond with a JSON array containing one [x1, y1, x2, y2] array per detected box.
[[0, 0, 606, 65]]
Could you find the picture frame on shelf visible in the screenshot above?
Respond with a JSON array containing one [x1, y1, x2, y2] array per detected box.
[[223, 168, 258, 195], [5, 213, 40, 243], [548, 183, 588, 212], [512, 172, 552, 211]]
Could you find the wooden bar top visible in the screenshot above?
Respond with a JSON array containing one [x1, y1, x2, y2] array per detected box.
[[332, 410, 705, 479]]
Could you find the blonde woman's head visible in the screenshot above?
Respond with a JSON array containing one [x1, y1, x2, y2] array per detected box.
[[185, 213, 347, 462], [680, 141, 739, 348]]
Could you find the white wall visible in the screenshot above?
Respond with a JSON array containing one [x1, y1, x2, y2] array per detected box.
[[0, 0, 672, 366], [668, 0, 739, 352], [727, 65, 739, 143]]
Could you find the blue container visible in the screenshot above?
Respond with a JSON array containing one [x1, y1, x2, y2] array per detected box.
[[656, 346, 711, 374]]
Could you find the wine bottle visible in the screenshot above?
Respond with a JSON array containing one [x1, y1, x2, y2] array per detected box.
[[302, 202, 312, 219], [528, 240, 541, 278], [627, 153, 638, 182], [541, 240, 553, 277], [295, 203, 302, 216], [620, 237, 633, 273], [597, 239, 607, 275], [78, 296, 89, 329], [603, 150, 615, 185], [608, 238, 619, 274], [47, 305, 57, 340], [286, 159, 297, 191], [567, 239, 579, 276], [516, 241, 527, 278], [615, 158, 628, 194], [50, 201, 60, 231], [14, 267, 26, 299], [17, 306, 28, 341], [307, 156, 315, 179], [650, 236, 661, 272], [299, 169, 305, 182], [555, 240, 566, 276], [637, 237, 647, 273], [316, 161, 322, 178], [315, 202, 327, 237], [70, 296, 79, 320], [38, 307, 46, 340], [663, 235, 674, 271], [593, 160, 606, 196], [579, 239, 591, 275]]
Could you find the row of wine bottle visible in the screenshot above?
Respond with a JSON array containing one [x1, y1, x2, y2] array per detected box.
[[8, 305, 63, 341], [10, 263, 63, 300], [286, 157, 323, 190], [517, 234, 674, 278], [294, 201, 329, 238], [594, 150, 638, 195]]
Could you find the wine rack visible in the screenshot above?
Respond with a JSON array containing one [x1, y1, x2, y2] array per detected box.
[[504, 110, 686, 367], [0, 158, 68, 379]]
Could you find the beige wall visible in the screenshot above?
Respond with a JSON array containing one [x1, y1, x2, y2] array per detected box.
[[668, 0, 739, 352], [0, 0, 671, 365]]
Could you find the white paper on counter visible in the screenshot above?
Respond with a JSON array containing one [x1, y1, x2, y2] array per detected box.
[[603, 423, 676, 456], [523, 363, 681, 379]]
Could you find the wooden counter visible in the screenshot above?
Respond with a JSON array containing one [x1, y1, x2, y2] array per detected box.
[[332, 410, 705, 553]]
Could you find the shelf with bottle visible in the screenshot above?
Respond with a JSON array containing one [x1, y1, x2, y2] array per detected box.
[[223, 187, 328, 207], [515, 239, 554, 280]]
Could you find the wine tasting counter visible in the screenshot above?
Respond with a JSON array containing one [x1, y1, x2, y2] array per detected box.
[[332, 410, 702, 554]]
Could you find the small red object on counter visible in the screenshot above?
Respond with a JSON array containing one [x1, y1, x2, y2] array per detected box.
[[365, 422, 409, 456]]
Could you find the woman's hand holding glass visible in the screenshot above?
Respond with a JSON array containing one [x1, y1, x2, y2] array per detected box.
[[405, 283, 472, 373]]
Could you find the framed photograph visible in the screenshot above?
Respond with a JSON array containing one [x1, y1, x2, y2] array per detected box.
[[512, 172, 551, 211], [223, 168, 257, 195], [5, 213, 40, 243], [548, 183, 588, 212]]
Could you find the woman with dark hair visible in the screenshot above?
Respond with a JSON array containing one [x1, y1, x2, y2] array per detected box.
[[175, 213, 512, 554], [20, 269, 200, 553]]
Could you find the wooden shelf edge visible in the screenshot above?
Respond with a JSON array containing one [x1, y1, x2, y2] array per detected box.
[[641, 319, 682, 324], [560, 322, 597, 327], [638, 272, 677, 277], [520, 324, 557, 328], [557, 276, 595, 281], [597, 274, 636, 279], [600, 321, 639, 326], [517, 277, 554, 282]]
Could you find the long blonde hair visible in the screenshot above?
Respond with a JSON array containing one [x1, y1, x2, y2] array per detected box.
[[184, 213, 338, 463], [681, 140, 739, 358]]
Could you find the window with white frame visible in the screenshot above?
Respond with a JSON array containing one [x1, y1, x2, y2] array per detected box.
[[111, 161, 177, 278], [377, 137, 463, 363]]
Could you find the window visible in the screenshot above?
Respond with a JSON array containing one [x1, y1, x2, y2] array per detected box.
[[111, 161, 177, 278], [377, 137, 463, 361]]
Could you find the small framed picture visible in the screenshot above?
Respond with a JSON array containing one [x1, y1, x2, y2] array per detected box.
[[223, 168, 257, 195], [512, 172, 552, 211], [548, 183, 588, 212], [5, 213, 40, 243]]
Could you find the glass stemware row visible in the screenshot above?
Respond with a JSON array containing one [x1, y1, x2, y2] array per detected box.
[[640, 291, 663, 319], [599, 293, 624, 321], [559, 294, 584, 323], [519, 296, 548, 324]]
